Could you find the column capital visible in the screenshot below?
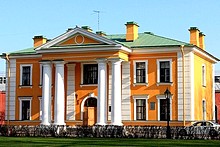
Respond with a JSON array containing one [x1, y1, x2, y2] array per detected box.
[[108, 58, 123, 64], [39, 60, 51, 65], [52, 59, 65, 65], [96, 58, 107, 63], [66, 63, 76, 68]]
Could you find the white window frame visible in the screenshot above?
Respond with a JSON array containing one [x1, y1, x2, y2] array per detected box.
[[20, 64, 33, 86], [156, 95, 172, 121], [133, 60, 148, 85], [18, 97, 32, 120], [38, 97, 42, 120], [157, 59, 172, 85], [80, 62, 98, 86], [202, 64, 206, 87], [132, 95, 149, 120]]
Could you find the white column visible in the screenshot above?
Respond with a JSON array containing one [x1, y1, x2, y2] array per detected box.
[[96, 58, 107, 125], [40, 61, 52, 125], [53, 60, 66, 125], [110, 58, 123, 126]]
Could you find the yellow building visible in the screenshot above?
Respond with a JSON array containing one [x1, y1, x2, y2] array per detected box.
[[1, 22, 219, 126]]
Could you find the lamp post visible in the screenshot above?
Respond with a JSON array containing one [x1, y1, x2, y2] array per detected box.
[[164, 88, 171, 139]]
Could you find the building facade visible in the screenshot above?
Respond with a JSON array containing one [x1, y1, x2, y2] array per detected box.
[[1, 22, 219, 126], [215, 76, 220, 123], [0, 72, 6, 124]]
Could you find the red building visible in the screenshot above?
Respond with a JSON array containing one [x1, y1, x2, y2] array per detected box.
[[215, 76, 220, 124], [0, 73, 6, 125], [0, 91, 5, 125]]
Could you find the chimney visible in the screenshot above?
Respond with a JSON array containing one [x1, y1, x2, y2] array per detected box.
[[199, 32, 205, 50], [189, 27, 200, 47], [125, 21, 139, 41], [96, 31, 106, 36], [33, 35, 47, 47], [81, 26, 93, 32]]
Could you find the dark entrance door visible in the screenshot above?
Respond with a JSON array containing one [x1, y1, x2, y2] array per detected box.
[[22, 100, 30, 120], [160, 99, 168, 121]]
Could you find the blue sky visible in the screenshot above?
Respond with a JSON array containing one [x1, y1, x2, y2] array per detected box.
[[0, 0, 220, 74]]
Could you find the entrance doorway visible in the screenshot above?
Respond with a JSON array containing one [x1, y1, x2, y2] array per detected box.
[[160, 99, 168, 121], [83, 97, 97, 126]]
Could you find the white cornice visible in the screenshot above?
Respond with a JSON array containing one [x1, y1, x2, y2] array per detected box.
[[36, 45, 131, 54], [192, 47, 219, 63], [7, 54, 42, 59], [132, 46, 219, 63]]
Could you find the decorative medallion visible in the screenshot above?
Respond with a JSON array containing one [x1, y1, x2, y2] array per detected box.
[[74, 34, 84, 45]]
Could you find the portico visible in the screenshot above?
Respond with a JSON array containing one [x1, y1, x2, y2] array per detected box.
[[40, 57, 126, 126]]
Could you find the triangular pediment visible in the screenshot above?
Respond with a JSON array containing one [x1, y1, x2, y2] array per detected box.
[[56, 33, 103, 46], [35, 27, 120, 52]]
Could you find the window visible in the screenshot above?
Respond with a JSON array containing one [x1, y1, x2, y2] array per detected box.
[[202, 99, 206, 120], [82, 64, 98, 84], [136, 99, 146, 120], [20, 64, 32, 86], [133, 95, 149, 120], [19, 97, 32, 120], [156, 95, 172, 121], [39, 64, 43, 86], [202, 64, 206, 86], [160, 99, 169, 121], [38, 97, 42, 120], [157, 59, 172, 84], [134, 61, 148, 84]]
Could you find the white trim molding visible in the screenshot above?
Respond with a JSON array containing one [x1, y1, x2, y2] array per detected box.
[[18, 97, 33, 120], [132, 95, 149, 121], [66, 64, 76, 120], [38, 97, 42, 120]]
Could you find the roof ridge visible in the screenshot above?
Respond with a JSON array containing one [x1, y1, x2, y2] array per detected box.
[[141, 32, 190, 45]]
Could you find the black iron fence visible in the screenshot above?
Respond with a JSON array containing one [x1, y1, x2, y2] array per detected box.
[[0, 125, 220, 139]]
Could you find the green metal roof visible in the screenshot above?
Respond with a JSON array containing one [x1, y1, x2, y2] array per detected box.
[[9, 47, 36, 55], [7, 31, 191, 55], [106, 32, 191, 48]]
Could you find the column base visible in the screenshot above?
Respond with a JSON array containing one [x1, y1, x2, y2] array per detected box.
[[95, 122, 107, 126], [110, 122, 123, 126], [40, 122, 51, 126], [53, 122, 66, 126]]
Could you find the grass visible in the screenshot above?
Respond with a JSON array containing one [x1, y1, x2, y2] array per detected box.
[[0, 137, 220, 146]]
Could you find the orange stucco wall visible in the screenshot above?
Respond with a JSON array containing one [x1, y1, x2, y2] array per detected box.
[[16, 58, 42, 120], [130, 52, 178, 121], [60, 34, 100, 46], [194, 53, 214, 121]]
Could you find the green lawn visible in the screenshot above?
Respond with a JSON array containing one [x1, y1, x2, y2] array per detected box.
[[0, 137, 220, 146]]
